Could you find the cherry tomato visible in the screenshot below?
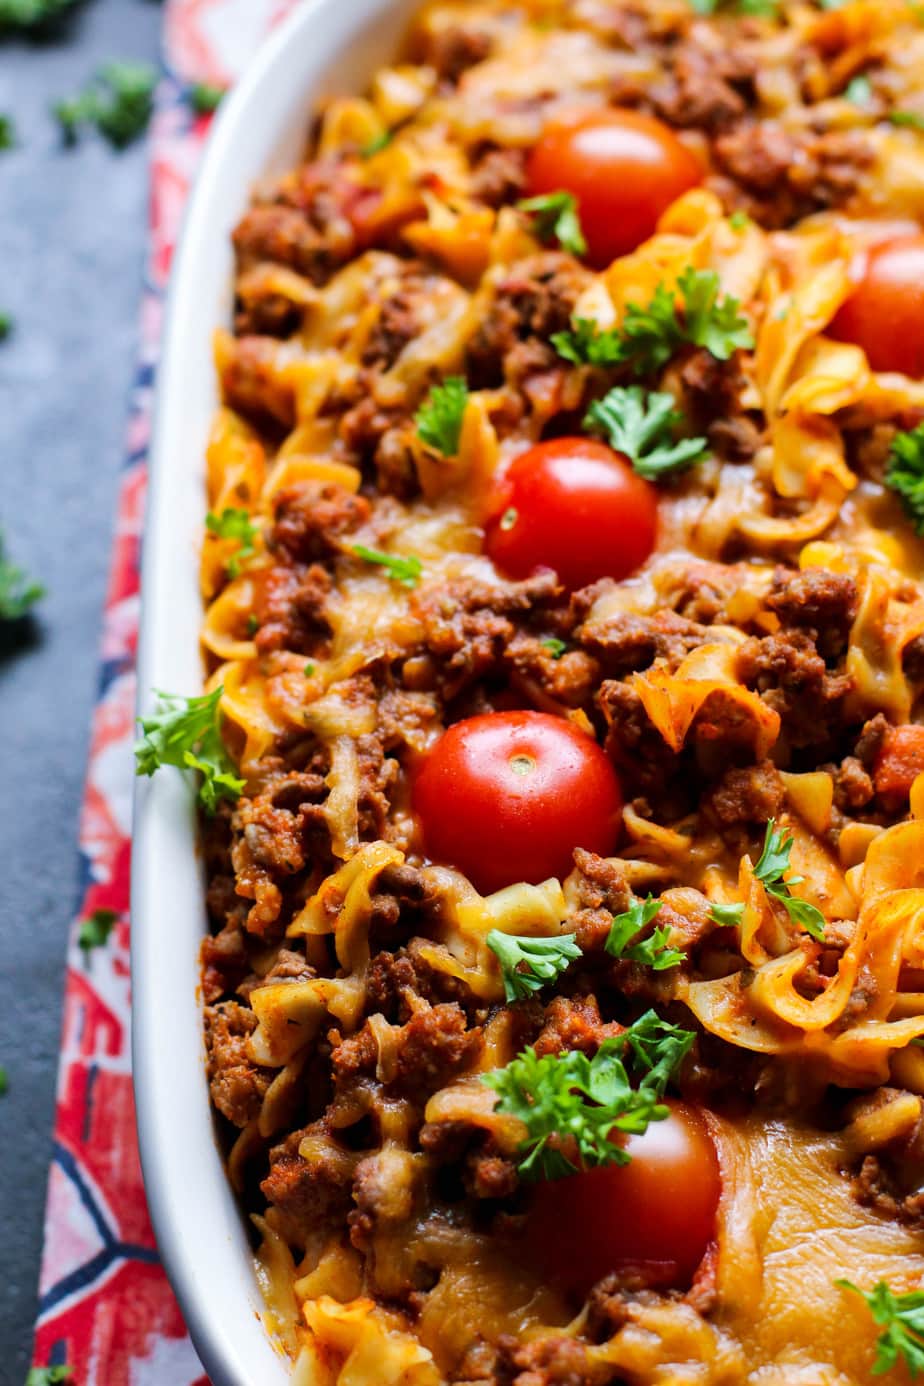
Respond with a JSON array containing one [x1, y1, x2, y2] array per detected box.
[[413, 710, 622, 895], [526, 108, 702, 267], [523, 1103, 720, 1302], [483, 437, 658, 590], [830, 235, 924, 376]]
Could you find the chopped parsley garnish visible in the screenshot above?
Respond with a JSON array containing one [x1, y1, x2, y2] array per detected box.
[[134, 686, 244, 813], [205, 506, 258, 577], [304, 662, 315, 677], [0, 1066, 7, 1095], [190, 82, 226, 115], [78, 908, 118, 958], [246, 613, 259, 637], [554, 267, 753, 376], [729, 210, 750, 231], [584, 385, 708, 480], [26, 1370, 73, 1386], [751, 818, 826, 941], [542, 636, 567, 659], [483, 1009, 695, 1180], [886, 423, 924, 532], [0, 0, 77, 29], [890, 110, 924, 131], [351, 544, 423, 589], [486, 930, 581, 1001], [0, 312, 11, 340], [54, 62, 158, 149], [0, 114, 15, 150], [517, 191, 587, 258], [690, 0, 778, 12], [845, 75, 873, 106], [361, 129, 392, 158], [415, 376, 469, 456], [710, 900, 746, 926], [838, 1280, 924, 1377], [605, 897, 686, 970], [0, 530, 44, 621]]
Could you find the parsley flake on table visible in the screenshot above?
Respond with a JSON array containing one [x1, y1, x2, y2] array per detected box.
[[483, 1009, 695, 1179], [26, 1369, 73, 1386], [838, 1280, 924, 1377], [517, 191, 587, 258], [0, 114, 14, 150], [486, 930, 581, 1002], [206, 506, 258, 577], [0, 1065, 7, 1095], [0, 312, 11, 340], [749, 818, 826, 941], [0, 529, 44, 621], [190, 82, 226, 115], [584, 385, 708, 480], [886, 423, 924, 531], [415, 376, 469, 456], [0, 0, 77, 30], [554, 267, 753, 376], [351, 544, 423, 589], [78, 907, 118, 958], [605, 897, 686, 970], [54, 61, 158, 149], [134, 686, 244, 813]]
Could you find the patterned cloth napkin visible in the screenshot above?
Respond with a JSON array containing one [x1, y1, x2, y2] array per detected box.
[[31, 2, 299, 1380]]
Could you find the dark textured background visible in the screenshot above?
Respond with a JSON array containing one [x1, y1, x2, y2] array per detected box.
[[0, 1, 162, 1372]]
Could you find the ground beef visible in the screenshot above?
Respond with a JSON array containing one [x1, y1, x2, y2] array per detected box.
[[736, 629, 853, 750], [261, 1122, 357, 1248], [470, 145, 528, 207], [534, 994, 624, 1058], [831, 755, 874, 812], [710, 123, 872, 227], [576, 600, 711, 677], [419, 1121, 518, 1200], [204, 1002, 273, 1128], [232, 171, 357, 286], [649, 41, 755, 132], [852, 1153, 924, 1229], [766, 567, 857, 658], [567, 847, 632, 951], [705, 761, 784, 827], [368, 863, 442, 942], [494, 1334, 598, 1386], [465, 253, 592, 389], [411, 572, 560, 698], [254, 563, 333, 654], [393, 1003, 483, 1099], [361, 267, 440, 370], [269, 482, 370, 565], [505, 631, 599, 708], [201, 917, 249, 1002], [220, 335, 296, 429], [597, 679, 680, 795], [422, 20, 493, 83], [903, 634, 924, 682]]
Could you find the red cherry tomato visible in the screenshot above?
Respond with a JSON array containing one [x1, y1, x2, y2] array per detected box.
[[413, 711, 622, 895], [830, 235, 924, 376], [523, 1103, 720, 1302], [526, 108, 702, 267], [483, 437, 658, 590]]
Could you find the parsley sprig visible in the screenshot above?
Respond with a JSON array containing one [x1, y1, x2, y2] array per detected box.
[[0, 529, 44, 621], [486, 930, 581, 1001], [584, 385, 708, 480], [483, 1009, 695, 1179], [0, 0, 77, 30], [0, 114, 14, 150], [517, 191, 587, 258], [691, 0, 778, 13], [885, 423, 924, 533], [415, 377, 469, 456], [54, 62, 157, 149], [78, 908, 118, 958], [747, 819, 825, 940], [134, 687, 244, 813], [351, 544, 423, 589], [26, 1369, 73, 1386], [554, 268, 753, 377], [605, 897, 686, 970], [190, 82, 226, 115], [838, 1280, 924, 1378], [206, 507, 258, 578]]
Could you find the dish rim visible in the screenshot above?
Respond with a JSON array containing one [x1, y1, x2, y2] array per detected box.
[[130, 0, 421, 1381]]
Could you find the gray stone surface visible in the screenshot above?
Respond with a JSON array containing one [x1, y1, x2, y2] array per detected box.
[[0, 1, 162, 1371]]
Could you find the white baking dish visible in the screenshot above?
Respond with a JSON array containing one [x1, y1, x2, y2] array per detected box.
[[131, 2, 421, 1381]]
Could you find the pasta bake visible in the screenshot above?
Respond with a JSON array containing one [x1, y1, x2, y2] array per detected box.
[[135, 0, 924, 1380]]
